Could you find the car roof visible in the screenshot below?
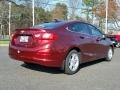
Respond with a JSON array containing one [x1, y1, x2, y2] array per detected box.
[[32, 20, 93, 30]]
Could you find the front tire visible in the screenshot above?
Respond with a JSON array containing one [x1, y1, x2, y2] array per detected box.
[[64, 50, 80, 75], [24, 62, 33, 66], [105, 47, 113, 61], [116, 42, 120, 48]]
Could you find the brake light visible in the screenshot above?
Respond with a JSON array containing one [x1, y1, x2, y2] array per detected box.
[[10, 32, 15, 41], [34, 33, 58, 40], [42, 33, 57, 40], [10, 31, 16, 45]]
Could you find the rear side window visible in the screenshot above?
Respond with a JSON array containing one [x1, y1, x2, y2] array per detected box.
[[78, 23, 90, 35], [32, 22, 65, 29], [68, 22, 91, 35], [68, 23, 80, 32]]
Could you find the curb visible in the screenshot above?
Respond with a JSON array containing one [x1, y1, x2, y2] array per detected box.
[[0, 44, 9, 46]]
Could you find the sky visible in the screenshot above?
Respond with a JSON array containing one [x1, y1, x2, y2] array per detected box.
[[6, 0, 120, 30], [12, 0, 120, 21], [14, 0, 83, 13]]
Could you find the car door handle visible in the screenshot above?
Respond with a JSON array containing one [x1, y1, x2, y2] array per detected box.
[[79, 36, 85, 39]]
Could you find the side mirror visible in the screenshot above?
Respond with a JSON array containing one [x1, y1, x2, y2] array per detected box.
[[102, 35, 106, 39], [97, 35, 106, 41]]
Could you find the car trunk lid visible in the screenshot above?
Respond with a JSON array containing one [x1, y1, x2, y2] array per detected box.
[[12, 28, 46, 48], [11, 28, 57, 48]]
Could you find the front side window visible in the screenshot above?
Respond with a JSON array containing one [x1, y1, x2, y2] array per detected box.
[[88, 25, 103, 36]]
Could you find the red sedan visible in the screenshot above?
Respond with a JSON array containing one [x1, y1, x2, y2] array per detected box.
[[112, 34, 120, 47], [9, 21, 114, 74]]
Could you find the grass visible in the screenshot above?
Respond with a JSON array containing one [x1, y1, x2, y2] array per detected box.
[[0, 40, 9, 46]]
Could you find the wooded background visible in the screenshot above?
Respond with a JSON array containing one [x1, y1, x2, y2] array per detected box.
[[0, 0, 120, 39]]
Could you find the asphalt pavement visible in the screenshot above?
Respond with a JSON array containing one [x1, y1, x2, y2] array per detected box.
[[0, 46, 120, 90]]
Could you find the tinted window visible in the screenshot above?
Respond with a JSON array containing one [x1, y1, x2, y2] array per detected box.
[[68, 23, 91, 35], [68, 23, 80, 32], [88, 25, 103, 36], [32, 22, 65, 29], [78, 23, 90, 35]]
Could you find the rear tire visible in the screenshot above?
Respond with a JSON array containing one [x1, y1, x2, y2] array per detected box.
[[105, 47, 113, 61], [64, 50, 80, 75]]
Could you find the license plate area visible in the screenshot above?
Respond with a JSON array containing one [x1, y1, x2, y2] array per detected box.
[[20, 36, 29, 43]]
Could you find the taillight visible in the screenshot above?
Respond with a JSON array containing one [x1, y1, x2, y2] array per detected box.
[[34, 33, 58, 40], [10, 32, 15, 41], [42, 33, 58, 40], [10, 31, 16, 45]]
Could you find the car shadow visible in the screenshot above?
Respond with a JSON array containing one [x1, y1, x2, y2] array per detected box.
[[80, 59, 105, 69], [21, 63, 63, 74], [21, 59, 105, 74]]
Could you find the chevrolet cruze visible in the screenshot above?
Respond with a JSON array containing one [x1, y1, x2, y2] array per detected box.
[[9, 21, 114, 74]]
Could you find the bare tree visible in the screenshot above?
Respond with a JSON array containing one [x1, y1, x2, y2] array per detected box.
[[68, 0, 81, 20], [0, 0, 9, 38], [34, 0, 50, 8], [94, 0, 120, 31]]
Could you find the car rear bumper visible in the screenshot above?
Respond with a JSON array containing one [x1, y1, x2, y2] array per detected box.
[[9, 46, 64, 67]]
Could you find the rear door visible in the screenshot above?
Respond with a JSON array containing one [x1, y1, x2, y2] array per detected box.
[[68, 22, 98, 63]]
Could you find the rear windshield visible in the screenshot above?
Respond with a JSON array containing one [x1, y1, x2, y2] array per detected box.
[[32, 22, 65, 29]]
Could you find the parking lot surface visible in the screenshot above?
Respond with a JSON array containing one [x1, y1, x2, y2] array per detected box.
[[0, 46, 120, 90]]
